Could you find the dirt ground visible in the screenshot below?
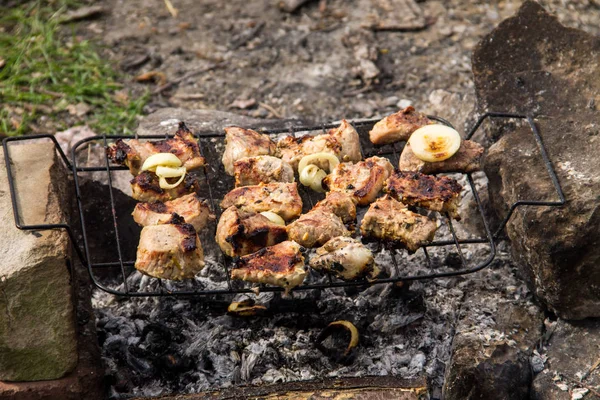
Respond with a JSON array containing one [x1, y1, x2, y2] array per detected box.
[[77, 0, 600, 131]]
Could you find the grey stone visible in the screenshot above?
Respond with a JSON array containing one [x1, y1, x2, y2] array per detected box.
[[531, 319, 600, 400], [474, 1, 600, 319], [443, 291, 544, 400], [0, 142, 77, 381]]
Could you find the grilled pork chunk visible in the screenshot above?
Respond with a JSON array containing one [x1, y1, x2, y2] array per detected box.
[[287, 210, 350, 248], [369, 106, 432, 145], [216, 206, 288, 257], [132, 193, 214, 231], [312, 191, 357, 226], [385, 170, 462, 220], [220, 182, 303, 221], [399, 140, 484, 174], [233, 155, 294, 187], [328, 119, 362, 162], [361, 195, 437, 252], [135, 214, 205, 280], [323, 156, 394, 205], [310, 237, 375, 281], [107, 122, 205, 176], [277, 132, 342, 171], [231, 241, 307, 292], [130, 171, 200, 202], [222, 127, 277, 175]]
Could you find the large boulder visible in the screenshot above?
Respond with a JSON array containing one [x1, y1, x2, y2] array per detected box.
[[0, 142, 77, 381], [474, 1, 600, 319]]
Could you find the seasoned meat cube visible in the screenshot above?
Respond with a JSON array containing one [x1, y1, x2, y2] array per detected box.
[[233, 155, 294, 187], [216, 206, 288, 257], [231, 241, 307, 293], [277, 132, 342, 171], [135, 214, 205, 280], [385, 170, 462, 220], [287, 210, 350, 248], [107, 122, 205, 176], [360, 195, 437, 252], [310, 237, 375, 281], [220, 182, 302, 221], [322, 156, 394, 205], [369, 106, 432, 145], [132, 193, 214, 231], [312, 191, 357, 226], [222, 126, 277, 175], [130, 171, 200, 203], [328, 119, 362, 162], [399, 140, 484, 174]]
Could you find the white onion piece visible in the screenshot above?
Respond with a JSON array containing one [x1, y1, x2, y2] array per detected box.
[[299, 164, 327, 193], [260, 211, 285, 226], [155, 166, 187, 178], [298, 152, 340, 174], [159, 174, 186, 190], [141, 153, 182, 172]]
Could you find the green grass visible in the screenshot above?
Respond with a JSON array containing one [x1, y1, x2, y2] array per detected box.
[[0, 0, 148, 136]]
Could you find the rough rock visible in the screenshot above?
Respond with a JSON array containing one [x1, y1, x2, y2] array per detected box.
[[474, 1, 600, 319], [531, 319, 600, 400], [0, 142, 77, 381], [443, 290, 544, 400]]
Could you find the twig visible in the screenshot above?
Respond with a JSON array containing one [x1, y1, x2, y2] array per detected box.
[[152, 62, 226, 95], [582, 357, 600, 381], [560, 374, 600, 398], [163, 0, 178, 18], [258, 102, 282, 119]]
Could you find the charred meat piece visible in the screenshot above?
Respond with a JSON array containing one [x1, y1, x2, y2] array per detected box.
[[216, 206, 288, 257], [277, 132, 342, 171], [287, 210, 350, 248], [369, 106, 432, 145], [360, 195, 437, 252], [323, 156, 394, 205], [233, 155, 294, 187], [132, 193, 214, 231], [130, 171, 200, 202], [310, 237, 375, 281], [135, 214, 205, 280], [399, 140, 484, 174], [107, 122, 205, 176], [328, 119, 362, 162], [385, 170, 462, 220], [231, 241, 307, 292], [222, 127, 277, 175], [220, 182, 303, 221], [312, 191, 357, 226]]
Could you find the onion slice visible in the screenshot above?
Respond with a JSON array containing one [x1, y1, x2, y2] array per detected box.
[[260, 211, 285, 226], [298, 152, 340, 174], [159, 174, 186, 190], [299, 164, 327, 193], [155, 166, 187, 178], [141, 153, 182, 172]]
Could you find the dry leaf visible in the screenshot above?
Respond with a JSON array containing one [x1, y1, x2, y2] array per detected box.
[[67, 102, 91, 117], [135, 71, 168, 86], [113, 90, 129, 105], [229, 98, 256, 109]]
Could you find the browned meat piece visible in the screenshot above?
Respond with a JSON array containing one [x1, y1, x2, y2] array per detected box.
[[231, 241, 307, 293], [135, 214, 205, 280], [312, 191, 357, 226], [132, 193, 214, 231], [328, 119, 362, 162], [322, 156, 394, 205], [233, 155, 294, 187], [222, 126, 277, 175], [130, 171, 200, 203], [369, 106, 432, 145], [385, 170, 462, 220], [216, 206, 288, 257], [399, 140, 484, 174], [277, 132, 342, 171], [310, 237, 376, 281], [287, 210, 350, 248], [107, 122, 205, 176], [220, 182, 302, 221], [360, 195, 437, 252]]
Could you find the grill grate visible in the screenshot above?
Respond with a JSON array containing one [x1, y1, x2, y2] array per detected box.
[[3, 112, 565, 298]]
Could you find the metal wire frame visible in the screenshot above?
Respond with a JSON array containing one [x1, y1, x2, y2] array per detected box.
[[2, 112, 565, 298]]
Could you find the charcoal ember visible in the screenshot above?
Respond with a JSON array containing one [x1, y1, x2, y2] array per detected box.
[[474, 1, 600, 319]]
